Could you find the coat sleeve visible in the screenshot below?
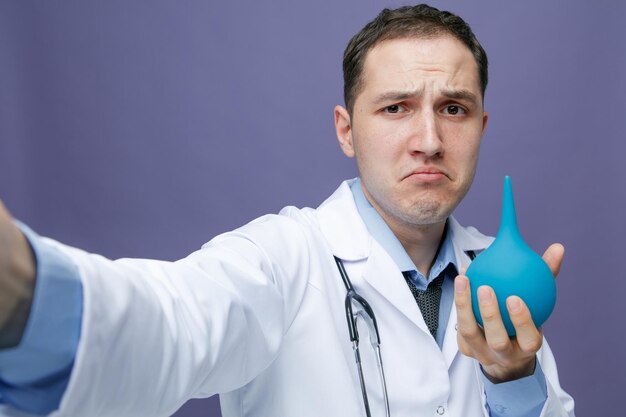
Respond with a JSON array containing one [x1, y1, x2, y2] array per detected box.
[[475, 336, 575, 417], [537, 338, 576, 416], [39, 214, 310, 417]]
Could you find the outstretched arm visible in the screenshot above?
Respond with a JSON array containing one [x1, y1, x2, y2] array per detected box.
[[0, 201, 36, 348]]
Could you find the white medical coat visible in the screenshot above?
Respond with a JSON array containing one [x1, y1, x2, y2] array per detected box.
[[27, 180, 573, 417]]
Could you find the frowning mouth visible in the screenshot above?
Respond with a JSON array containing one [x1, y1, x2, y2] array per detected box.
[[404, 167, 449, 183]]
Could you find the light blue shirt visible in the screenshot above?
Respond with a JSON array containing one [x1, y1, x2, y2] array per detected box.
[[0, 223, 83, 414], [350, 178, 547, 417]]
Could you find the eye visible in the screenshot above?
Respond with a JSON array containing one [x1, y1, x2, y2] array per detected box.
[[383, 104, 406, 114], [442, 105, 466, 115]]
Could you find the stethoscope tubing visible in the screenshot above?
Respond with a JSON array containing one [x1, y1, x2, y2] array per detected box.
[[334, 256, 390, 417]]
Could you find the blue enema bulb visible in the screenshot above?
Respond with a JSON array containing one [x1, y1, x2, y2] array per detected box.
[[466, 176, 556, 336]]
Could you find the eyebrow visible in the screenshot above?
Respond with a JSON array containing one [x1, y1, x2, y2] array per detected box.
[[371, 88, 480, 107], [441, 89, 480, 107], [372, 89, 423, 106]]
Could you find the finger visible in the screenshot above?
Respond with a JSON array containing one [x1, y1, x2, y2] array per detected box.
[[477, 286, 513, 355], [0, 200, 12, 222], [454, 275, 483, 342], [456, 334, 474, 357], [506, 296, 543, 353], [542, 243, 565, 277]]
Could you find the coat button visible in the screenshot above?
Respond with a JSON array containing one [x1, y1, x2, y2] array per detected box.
[[436, 405, 445, 415]]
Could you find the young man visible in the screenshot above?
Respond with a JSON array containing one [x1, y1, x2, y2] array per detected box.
[[0, 4, 574, 417]]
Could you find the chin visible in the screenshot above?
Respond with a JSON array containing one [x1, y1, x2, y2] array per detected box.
[[400, 199, 453, 226]]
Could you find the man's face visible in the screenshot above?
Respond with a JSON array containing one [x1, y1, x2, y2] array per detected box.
[[335, 35, 488, 231]]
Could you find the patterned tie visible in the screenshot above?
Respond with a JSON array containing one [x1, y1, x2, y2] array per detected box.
[[403, 272, 445, 339]]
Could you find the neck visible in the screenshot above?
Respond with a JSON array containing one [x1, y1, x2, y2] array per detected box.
[[361, 187, 447, 277], [388, 218, 446, 277]]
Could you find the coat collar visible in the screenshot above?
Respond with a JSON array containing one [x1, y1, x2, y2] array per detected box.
[[317, 179, 494, 262], [316, 179, 372, 261]]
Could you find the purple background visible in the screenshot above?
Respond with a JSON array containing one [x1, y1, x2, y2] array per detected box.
[[1, 1, 624, 416]]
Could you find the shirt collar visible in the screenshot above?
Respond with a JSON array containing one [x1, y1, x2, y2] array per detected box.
[[350, 178, 458, 281]]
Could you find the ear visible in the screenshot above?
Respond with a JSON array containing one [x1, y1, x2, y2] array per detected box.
[[334, 105, 355, 158], [481, 111, 488, 136]]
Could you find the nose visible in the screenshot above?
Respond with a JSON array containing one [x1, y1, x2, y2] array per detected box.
[[407, 110, 443, 158]]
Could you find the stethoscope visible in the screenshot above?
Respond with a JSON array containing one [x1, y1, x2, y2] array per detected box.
[[334, 256, 390, 417], [333, 250, 477, 417]]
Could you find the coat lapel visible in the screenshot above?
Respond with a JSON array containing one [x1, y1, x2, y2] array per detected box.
[[360, 241, 431, 333], [442, 302, 459, 369]]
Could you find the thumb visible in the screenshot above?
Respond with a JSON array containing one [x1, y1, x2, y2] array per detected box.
[[542, 243, 565, 278]]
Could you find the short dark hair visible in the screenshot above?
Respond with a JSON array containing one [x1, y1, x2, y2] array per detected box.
[[342, 4, 488, 113]]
